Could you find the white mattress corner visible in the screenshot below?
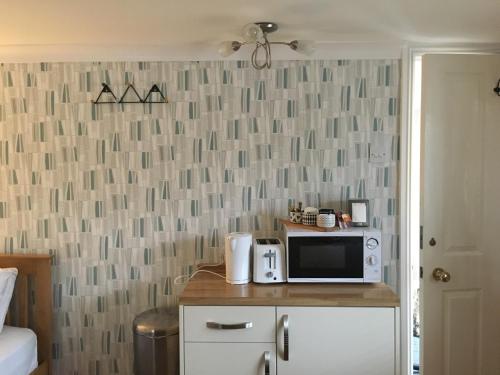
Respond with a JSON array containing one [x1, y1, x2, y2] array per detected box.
[[0, 325, 38, 375]]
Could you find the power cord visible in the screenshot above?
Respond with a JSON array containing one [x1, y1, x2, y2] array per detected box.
[[174, 260, 225, 285]]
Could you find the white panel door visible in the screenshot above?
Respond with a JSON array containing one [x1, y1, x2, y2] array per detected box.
[[276, 307, 396, 375], [421, 54, 500, 375], [184, 343, 276, 375]]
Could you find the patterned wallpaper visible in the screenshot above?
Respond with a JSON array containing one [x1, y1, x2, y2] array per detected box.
[[0, 59, 400, 375]]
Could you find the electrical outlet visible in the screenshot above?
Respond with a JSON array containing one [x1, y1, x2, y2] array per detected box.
[[369, 144, 387, 163], [370, 151, 386, 161]]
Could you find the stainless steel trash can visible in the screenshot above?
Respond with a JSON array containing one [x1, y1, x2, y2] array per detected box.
[[133, 307, 179, 375]]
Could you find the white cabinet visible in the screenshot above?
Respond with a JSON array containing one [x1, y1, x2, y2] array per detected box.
[[276, 307, 396, 375], [180, 305, 398, 375], [181, 306, 276, 375]]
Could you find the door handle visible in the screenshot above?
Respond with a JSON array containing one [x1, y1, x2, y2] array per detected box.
[[264, 351, 270, 375], [283, 314, 289, 361], [432, 267, 451, 282], [206, 321, 253, 329]]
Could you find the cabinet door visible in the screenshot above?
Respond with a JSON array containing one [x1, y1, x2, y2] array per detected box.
[[185, 343, 276, 375], [276, 307, 395, 375]]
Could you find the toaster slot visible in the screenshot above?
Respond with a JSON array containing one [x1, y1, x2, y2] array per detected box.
[[263, 250, 276, 269]]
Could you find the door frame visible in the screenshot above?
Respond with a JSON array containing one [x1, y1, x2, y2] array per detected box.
[[399, 43, 500, 375]]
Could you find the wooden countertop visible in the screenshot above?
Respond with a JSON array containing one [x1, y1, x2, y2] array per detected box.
[[179, 267, 400, 308]]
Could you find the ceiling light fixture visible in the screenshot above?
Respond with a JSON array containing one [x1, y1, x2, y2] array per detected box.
[[218, 22, 315, 70]]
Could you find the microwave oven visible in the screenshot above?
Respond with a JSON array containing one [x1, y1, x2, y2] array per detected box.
[[285, 227, 381, 283]]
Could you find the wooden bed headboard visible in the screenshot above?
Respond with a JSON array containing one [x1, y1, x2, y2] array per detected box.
[[0, 254, 52, 375]]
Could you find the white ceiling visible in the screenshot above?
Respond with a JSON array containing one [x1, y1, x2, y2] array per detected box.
[[1, 0, 500, 61]]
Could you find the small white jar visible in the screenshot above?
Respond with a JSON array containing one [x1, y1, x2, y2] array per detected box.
[[317, 213, 336, 228]]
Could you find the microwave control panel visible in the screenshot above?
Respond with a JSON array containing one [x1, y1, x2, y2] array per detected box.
[[363, 231, 382, 282]]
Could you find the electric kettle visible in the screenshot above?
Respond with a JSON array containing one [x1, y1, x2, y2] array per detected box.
[[224, 232, 252, 284]]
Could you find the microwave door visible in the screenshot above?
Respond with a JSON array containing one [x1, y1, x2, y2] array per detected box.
[[287, 236, 364, 282]]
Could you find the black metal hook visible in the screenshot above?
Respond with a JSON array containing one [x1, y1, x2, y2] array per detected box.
[[92, 83, 118, 104], [143, 84, 168, 103], [494, 79, 500, 96], [92, 82, 168, 104], [118, 83, 143, 104]]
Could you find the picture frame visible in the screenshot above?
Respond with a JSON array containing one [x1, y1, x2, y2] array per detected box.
[[348, 199, 369, 227]]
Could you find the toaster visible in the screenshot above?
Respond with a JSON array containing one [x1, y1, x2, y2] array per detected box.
[[253, 238, 286, 283]]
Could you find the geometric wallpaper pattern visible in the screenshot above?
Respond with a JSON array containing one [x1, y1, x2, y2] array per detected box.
[[0, 59, 400, 375]]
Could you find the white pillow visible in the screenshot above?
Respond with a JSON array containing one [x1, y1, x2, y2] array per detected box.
[[0, 268, 18, 333]]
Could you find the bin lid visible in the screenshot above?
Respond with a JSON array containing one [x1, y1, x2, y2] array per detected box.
[[133, 306, 179, 338]]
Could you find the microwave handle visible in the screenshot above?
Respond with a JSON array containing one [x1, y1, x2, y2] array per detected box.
[[283, 314, 289, 361]]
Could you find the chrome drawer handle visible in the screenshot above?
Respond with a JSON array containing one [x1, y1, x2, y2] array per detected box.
[[264, 351, 270, 375], [206, 321, 253, 330], [283, 314, 289, 361]]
